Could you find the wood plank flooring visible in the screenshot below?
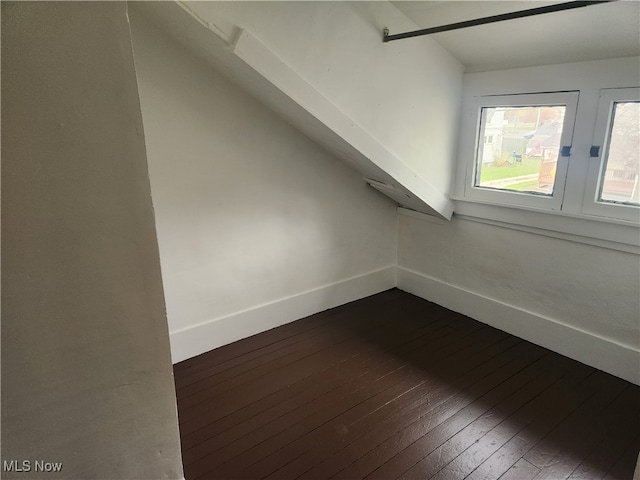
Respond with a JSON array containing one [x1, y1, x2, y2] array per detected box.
[[174, 289, 640, 480]]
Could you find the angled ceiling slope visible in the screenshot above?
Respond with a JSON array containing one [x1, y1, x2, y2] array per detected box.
[[129, 1, 455, 220]]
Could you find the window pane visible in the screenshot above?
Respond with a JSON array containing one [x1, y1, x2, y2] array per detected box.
[[475, 105, 566, 196], [599, 102, 640, 205]]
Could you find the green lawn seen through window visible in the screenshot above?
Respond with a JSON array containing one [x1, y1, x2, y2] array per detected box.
[[478, 157, 541, 183], [506, 179, 540, 191]]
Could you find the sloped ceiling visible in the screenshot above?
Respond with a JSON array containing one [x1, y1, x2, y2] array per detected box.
[[129, 1, 459, 219], [130, 1, 638, 220], [391, 1, 640, 72]]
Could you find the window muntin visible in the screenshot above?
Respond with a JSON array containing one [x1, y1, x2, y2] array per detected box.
[[475, 105, 567, 197], [598, 101, 639, 205]]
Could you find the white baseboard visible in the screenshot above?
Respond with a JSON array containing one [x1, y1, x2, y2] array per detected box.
[[397, 266, 640, 386], [169, 266, 397, 364]]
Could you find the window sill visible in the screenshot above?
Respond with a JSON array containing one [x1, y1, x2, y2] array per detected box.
[[448, 197, 640, 254]]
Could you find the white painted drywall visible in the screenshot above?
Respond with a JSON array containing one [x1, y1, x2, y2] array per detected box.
[[176, 0, 463, 207], [399, 213, 639, 347], [399, 58, 640, 384], [398, 213, 640, 384], [129, 11, 399, 363], [1, 2, 184, 478]]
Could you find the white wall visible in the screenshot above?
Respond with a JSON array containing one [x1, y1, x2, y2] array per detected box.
[[399, 213, 639, 344], [399, 58, 640, 385], [179, 0, 463, 204], [2, 3, 184, 478], [129, 12, 398, 363], [399, 213, 640, 384]]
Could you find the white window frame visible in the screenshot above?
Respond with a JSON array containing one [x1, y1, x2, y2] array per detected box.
[[462, 91, 579, 211], [582, 87, 640, 223], [454, 84, 639, 254]]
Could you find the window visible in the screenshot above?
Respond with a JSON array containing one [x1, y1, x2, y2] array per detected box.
[[583, 88, 640, 222], [460, 89, 639, 223], [599, 102, 638, 203], [476, 105, 566, 194], [463, 92, 578, 211]]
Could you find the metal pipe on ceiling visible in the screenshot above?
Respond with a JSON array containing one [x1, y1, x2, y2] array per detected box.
[[383, 1, 614, 43]]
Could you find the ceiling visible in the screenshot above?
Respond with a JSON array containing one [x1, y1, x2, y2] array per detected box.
[[391, 1, 640, 72]]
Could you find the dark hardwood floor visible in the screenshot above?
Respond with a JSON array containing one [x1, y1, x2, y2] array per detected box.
[[174, 289, 640, 480]]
